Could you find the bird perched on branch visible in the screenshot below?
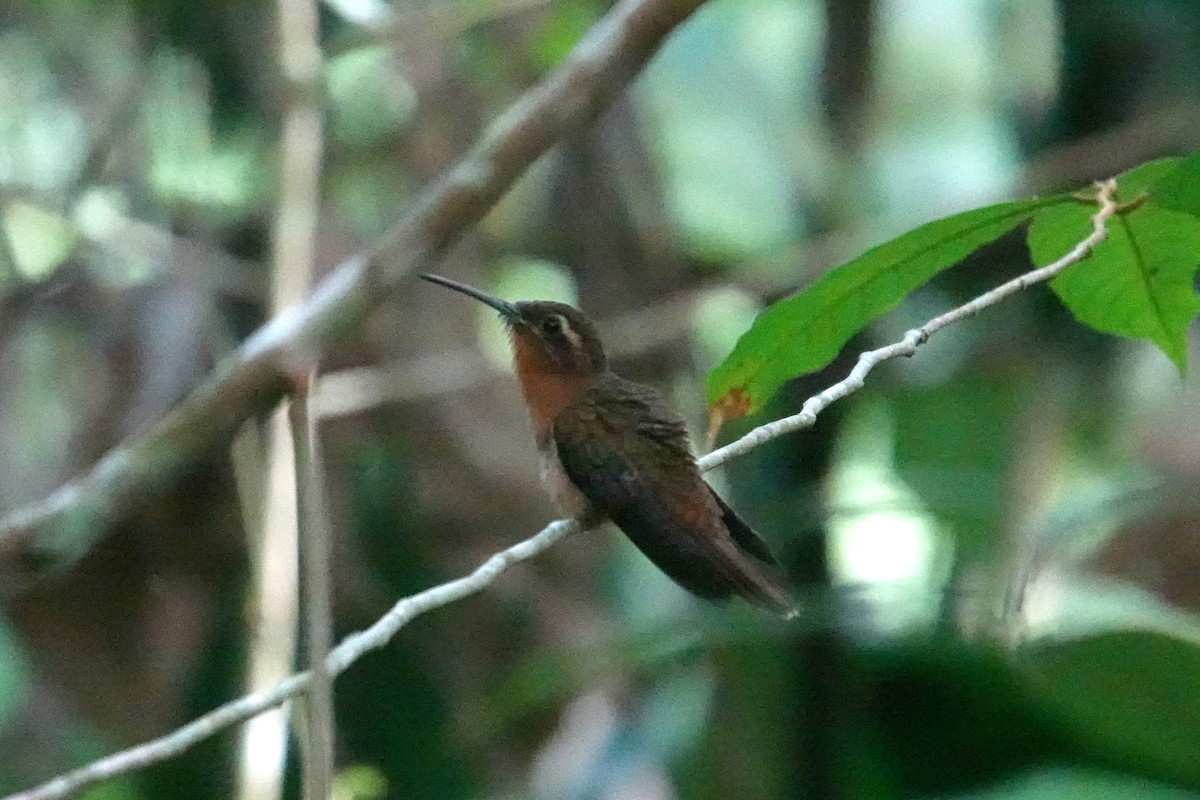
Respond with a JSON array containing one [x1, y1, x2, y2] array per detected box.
[[422, 273, 796, 618]]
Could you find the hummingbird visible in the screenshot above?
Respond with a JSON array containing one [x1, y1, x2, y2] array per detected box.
[[421, 273, 797, 617]]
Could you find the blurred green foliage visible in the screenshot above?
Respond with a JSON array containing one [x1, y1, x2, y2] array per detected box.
[[1, 0, 1199, 799]]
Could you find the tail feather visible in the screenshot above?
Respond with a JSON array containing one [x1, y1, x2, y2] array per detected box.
[[709, 489, 798, 618]]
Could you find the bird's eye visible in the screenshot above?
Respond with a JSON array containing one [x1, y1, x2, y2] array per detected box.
[[541, 316, 563, 335]]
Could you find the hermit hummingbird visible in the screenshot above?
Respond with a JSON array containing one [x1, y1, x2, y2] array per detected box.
[[422, 273, 797, 617]]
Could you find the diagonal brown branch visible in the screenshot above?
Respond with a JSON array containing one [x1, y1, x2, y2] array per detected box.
[[0, 0, 709, 594]]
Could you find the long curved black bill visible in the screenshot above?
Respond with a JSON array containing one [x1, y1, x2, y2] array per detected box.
[[421, 273, 521, 323]]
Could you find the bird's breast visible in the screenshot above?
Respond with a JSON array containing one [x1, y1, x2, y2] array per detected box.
[[537, 433, 591, 517]]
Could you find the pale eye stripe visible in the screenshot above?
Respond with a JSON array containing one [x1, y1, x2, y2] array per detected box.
[[560, 317, 583, 350]]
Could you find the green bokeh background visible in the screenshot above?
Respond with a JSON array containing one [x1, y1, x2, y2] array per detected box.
[[1, 0, 1199, 798]]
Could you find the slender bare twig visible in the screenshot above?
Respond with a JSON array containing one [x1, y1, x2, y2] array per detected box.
[[2, 180, 1122, 800], [0, 0, 710, 593]]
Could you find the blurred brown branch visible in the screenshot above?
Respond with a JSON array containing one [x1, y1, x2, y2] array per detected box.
[[0, 0, 709, 596]]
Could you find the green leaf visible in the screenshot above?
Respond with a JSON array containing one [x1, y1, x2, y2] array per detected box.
[[706, 195, 1067, 418], [1024, 630, 1200, 787], [1029, 160, 1200, 375], [1150, 148, 1200, 219]]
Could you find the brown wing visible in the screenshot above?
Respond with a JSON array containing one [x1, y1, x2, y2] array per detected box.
[[554, 376, 795, 616]]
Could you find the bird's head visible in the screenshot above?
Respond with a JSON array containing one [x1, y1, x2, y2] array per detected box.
[[421, 273, 608, 380]]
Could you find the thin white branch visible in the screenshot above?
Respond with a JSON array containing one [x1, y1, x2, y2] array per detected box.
[[3, 181, 1121, 800], [700, 179, 1120, 472], [6, 517, 578, 800]]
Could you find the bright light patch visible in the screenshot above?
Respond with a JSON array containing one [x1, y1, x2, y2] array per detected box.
[[322, 0, 395, 27], [827, 402, 940, 586], [829, 497, 935, 584]]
